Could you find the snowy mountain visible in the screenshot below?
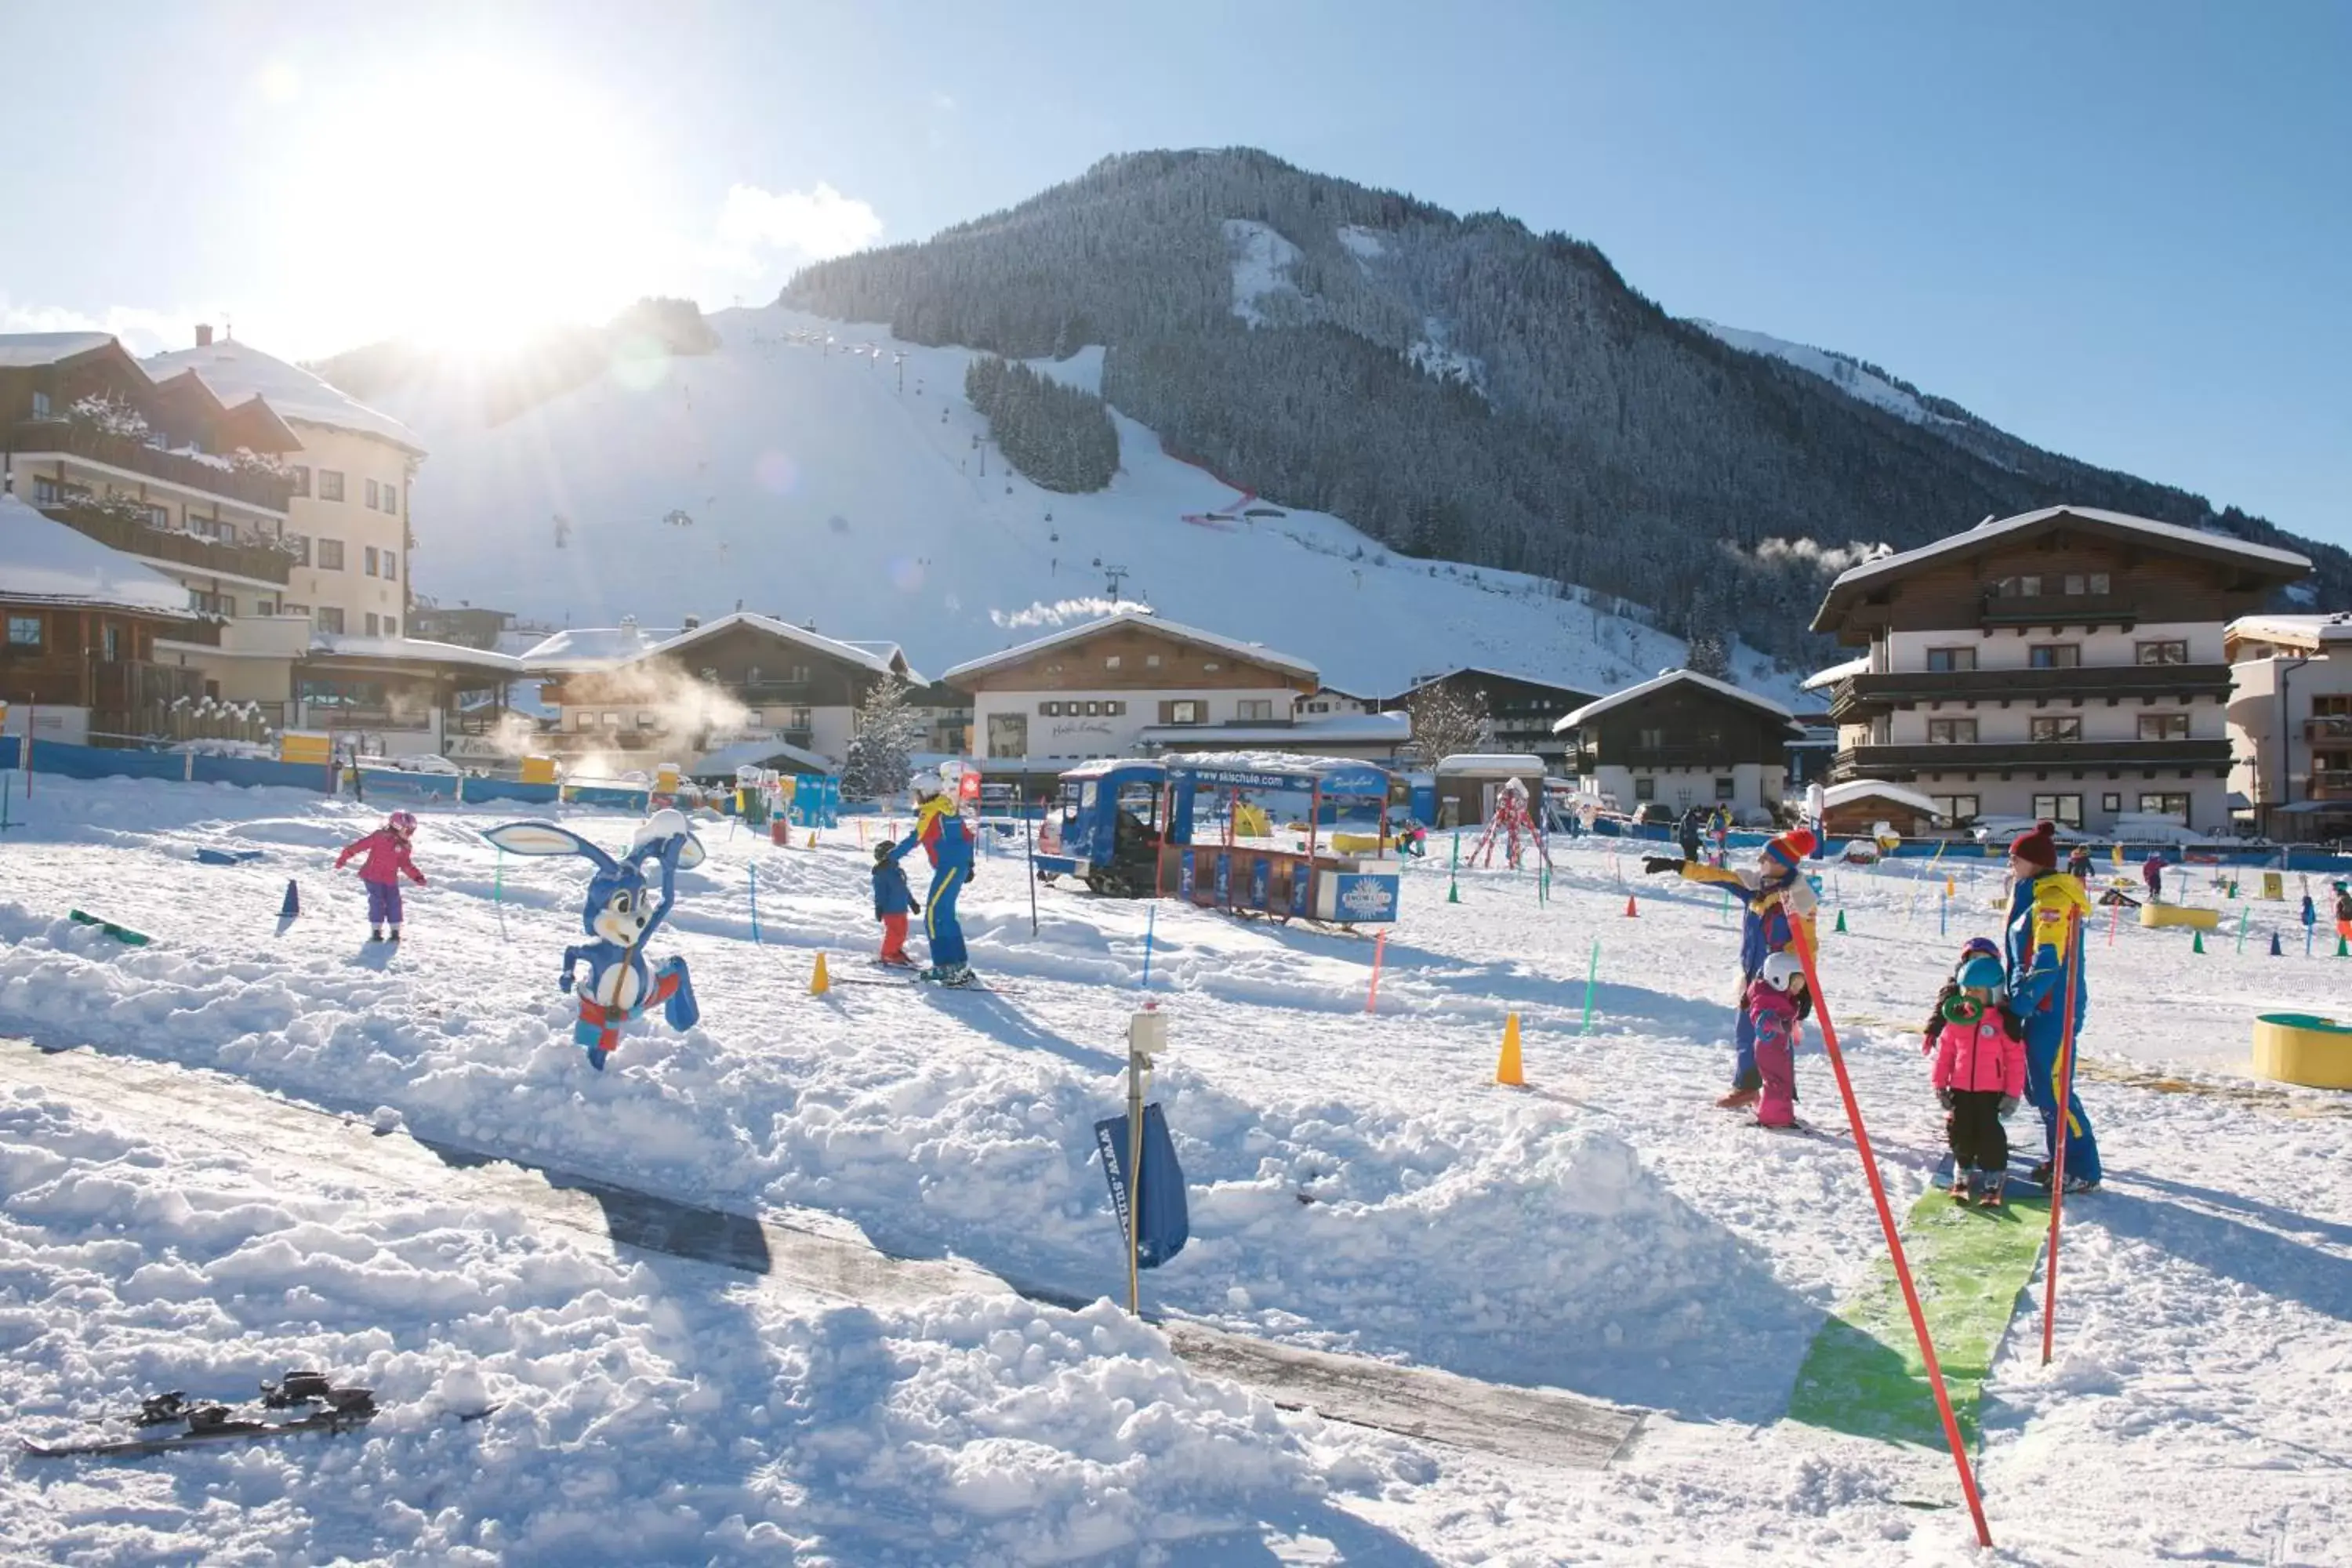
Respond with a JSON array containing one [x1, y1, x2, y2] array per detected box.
[[376, 307, 1783, 701], [784, 149, 2349, 655]]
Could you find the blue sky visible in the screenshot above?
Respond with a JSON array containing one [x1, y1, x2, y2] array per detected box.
[[2, 2, 2343, 545]]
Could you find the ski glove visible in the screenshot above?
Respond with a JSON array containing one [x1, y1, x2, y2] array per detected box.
[[557, 970, 575, 993], [1998, 1094, 2020, 1118], [1937, 1087, 1955, 1110], [1641, 856, 1683, 875]]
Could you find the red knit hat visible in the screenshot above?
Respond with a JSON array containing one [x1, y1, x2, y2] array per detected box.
[[2008, 819, 2058, 871], [1763, 828, 1816, 872]]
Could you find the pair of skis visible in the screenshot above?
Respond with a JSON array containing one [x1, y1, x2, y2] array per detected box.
[[20, 1371, 491, 1459]]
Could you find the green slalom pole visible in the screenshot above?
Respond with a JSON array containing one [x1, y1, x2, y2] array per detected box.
[[1447, 830, 1461, 903], [1579, 938, 1600, 1034]]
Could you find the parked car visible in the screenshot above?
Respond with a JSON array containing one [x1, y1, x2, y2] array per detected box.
[[1632, 802, 1677, 826]]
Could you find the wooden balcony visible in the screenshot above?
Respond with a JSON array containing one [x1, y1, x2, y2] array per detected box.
[[2303, 716, 2352, 745], [1976, 591, 2138, 631], [9, 418, 295, 512], [1835, 739, 2234, 777], [45, 502, 292, 586], [2310, 769, 2352, 801], [1829, 662, 2232, 722], [1573, 745, 1773, 771]]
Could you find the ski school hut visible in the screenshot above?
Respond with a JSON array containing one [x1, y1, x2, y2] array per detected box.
[[1159, 752, 1402, 926]]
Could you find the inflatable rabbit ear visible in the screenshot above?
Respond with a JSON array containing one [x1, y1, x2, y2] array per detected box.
[[481, 821, 620, 872], [673, 834, 707, 871]]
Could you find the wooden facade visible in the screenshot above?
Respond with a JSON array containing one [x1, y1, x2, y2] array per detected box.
[[1564, 680, 1796, 774], [949, 622, 1316, 697], [0, 599, 202, 735], [1389, 668, 1598, 771], [546, 619, 907, 710]]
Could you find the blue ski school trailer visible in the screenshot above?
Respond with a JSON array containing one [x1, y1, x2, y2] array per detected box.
[[1034, 759, 1169, 897]]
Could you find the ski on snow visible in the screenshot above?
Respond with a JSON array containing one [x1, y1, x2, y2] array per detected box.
[[20, 1372, 493, 1459]]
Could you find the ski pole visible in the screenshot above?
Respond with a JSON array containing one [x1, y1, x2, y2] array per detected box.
[[1787, 915, 1994, 1549], [2043, 909, 2085, 1367], [1140, 903, 1156, 990], [748, 864, 761, 944]]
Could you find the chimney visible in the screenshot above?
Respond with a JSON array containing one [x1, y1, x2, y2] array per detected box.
[[195, 324, 214, 347], [681, 613, 702, 631]]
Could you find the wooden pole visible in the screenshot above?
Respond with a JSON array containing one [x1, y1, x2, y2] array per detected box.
[[1787, 916, 1994, 1548]]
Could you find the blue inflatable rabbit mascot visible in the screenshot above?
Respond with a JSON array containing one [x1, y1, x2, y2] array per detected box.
[[483, 808, 706, 1070]]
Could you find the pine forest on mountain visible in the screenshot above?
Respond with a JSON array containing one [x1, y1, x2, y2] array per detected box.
[[786, 148, 2350, 662]]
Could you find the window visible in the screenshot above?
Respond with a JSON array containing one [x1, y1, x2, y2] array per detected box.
[[1927, 717, 1979, 744], [637, 713, 658, 730], [1104, 655, 1121, 670], [317, 538, 345, 570], [31, 390, 50, 418], [291, 465, 310, 497], [1930, 794, 1980, 824], [102, 625, 121, 661], [787, 707, 811, 732], [2030, 715, 2082, 742], [1202, 661, 1220, 672], [1994, 575, 2043, 598], [382, 552, 396, 583], [987, 713, 1028, 758], [2028, 644, 2081, 669], [572, 711, 593, 731], [365, 546, 379, 577], [2139, 713, 2190, 741], [1633, 778, 1656, 802], [1145, 654, 1161, 668], [1714, 777, 1736, 801], [1237, 699, 1274, 721], [1926, 647, 1976, 672], [318, 470, 345, 502], [1104, 700, 1126, 717], [1637, 727, 1666, 750], [366, 478, 380, 510], [192, 591, 238, 617], [281, 602, 310, 617], [285, 533, 311, 564], [601, 712, 622, 729], [1161, 699, 1203, 725], [2136, 639, 2190, 666], [2314, 695, 2352, 717], [1040, 701, 1060, 717], [2102, 793, 2122, 813], [2031, 793, 2084, 828], [2063, 574, 2085, 596], [7, 615, 41, 648], [2137, 793, 2191, 821], [383, 618, 397, 637], [316, 606, 345, 634], [364, 612, 379, 636]]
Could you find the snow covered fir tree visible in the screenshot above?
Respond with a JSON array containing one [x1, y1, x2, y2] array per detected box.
[[841, 673, 922, 800]]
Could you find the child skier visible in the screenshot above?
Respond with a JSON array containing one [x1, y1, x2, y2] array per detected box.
[[1931, 954, 2027, 1206], [871, 840, 920, 967], [1747, 949, 1811, 1129], [2066, 844, 2095, 884], [335, 810, 426, 942], [1645, 827, 1819, 1108], [1919, 936, 2004, 1055], [2335, 882, 2352, 943]]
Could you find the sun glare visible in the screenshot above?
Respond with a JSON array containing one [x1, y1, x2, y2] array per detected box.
[[281, 58, 662, 354]]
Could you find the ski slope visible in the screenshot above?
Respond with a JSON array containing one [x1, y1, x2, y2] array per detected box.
[[1691, 318, 1958, 430], [383, 307, 1795, 701], [2, 776, 2348, 1563]]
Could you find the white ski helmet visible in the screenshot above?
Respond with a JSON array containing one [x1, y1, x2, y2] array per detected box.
[[1758, 950, 1806, 993]]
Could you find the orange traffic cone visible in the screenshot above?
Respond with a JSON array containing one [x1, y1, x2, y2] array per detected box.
[[1624, 894, 1639, 917], [1495, 1014, 1525, 1086], [810, 953, 831, 995]]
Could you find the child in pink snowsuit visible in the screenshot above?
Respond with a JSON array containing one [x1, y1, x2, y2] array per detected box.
[[1932, 954, 2027, 1204], [336, 811, 426, 942], [1746, 949, 1809, 1128]]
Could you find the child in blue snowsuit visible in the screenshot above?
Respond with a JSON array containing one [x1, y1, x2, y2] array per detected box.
[[872, 841, 920, 965], [1646, 827, 1818, 1107], [895, 780, 976, 984], [2004, 820, 2102, 1191]]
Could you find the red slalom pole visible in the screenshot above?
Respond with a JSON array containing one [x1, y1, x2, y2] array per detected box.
[[1788, 916, 1994, 1548], [1364, 930, 1388, 1014], [2042, 910, 2085, 1366]]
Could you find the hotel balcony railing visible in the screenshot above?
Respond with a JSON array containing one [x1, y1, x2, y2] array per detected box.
[[9, 418, 296, 511]]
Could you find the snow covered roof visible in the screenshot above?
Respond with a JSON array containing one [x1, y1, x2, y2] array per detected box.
[[1162, 750, 1396, 783], [1142, 713, 1409, 747], [305, 633, 524, 676], [145, 339, 425, 455], [1435, 753, 1548, 774], [839, 638, 927, 686], [686, 737, 834, 776], [1554, 669, 1795, 732], [2226, 612, 2352, 651], [1813, 506, 2312, 633], [639, 612, 903, 676], [1823, 779, 1942, 816], [0, 331, 118, 368], [1801, 656, 1870, 692], [1392, 666, 1599, 701], [939, 610, 1317, 686], [518, 625, 681, 672], [0, 494, 193, 615]]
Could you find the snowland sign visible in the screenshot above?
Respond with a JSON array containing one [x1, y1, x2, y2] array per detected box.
[[1094, 1104, 1189, 1269], [1334, 874, 1399, 923]]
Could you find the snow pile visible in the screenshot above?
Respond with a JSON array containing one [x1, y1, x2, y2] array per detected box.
[[0, 495, 194, 614], [1223, 219, 1309, 328]]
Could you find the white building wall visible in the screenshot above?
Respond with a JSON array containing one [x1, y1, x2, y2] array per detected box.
[[281, 425, 413, 638], [972, 686, 1298, 763], [1883, 622, 2227, 747], [2229, 650, 2352, 815]]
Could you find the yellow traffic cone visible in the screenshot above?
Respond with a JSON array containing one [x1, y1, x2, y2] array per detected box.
[[810, 953, 831, 995], [806, 830, 818, 849], [1495, 1013, 1525, 1086]]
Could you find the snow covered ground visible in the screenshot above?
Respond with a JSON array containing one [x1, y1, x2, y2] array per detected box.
[[3, 775, 2348, 1564], [379, 307, 1795, 702]]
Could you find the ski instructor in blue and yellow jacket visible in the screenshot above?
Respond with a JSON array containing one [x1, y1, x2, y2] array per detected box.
[[2003, 819, 2101, 1191], [895, 774, 977, 986], [1646, 826, 1818, 1108]]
